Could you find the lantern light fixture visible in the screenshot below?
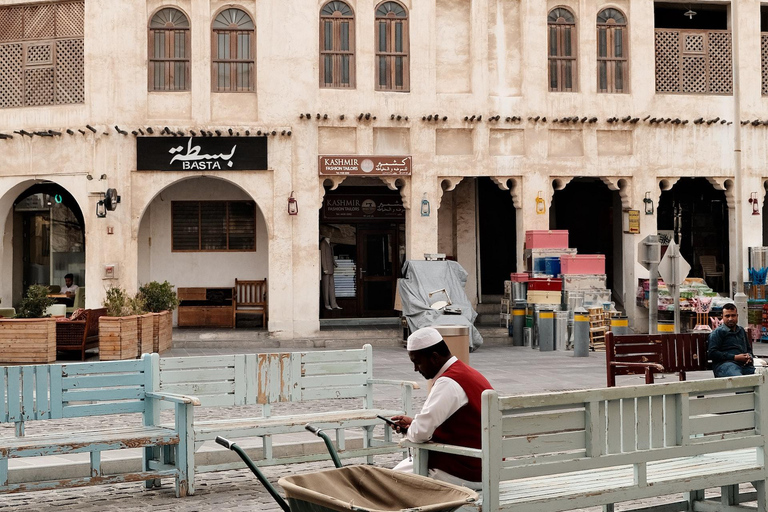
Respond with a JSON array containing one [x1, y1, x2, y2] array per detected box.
[[288, 191, 298, 215], [420, 194, 430, 217], [644, 192, 654, 215], [749, 192, 760, 216]]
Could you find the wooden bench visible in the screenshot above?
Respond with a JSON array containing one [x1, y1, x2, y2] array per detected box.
[[0, 354, 199, 496], [233, 278, 267, 328], [407, 375, 768, 511], [605, 331, 711, 387], [156, 344, 416, 493], [55, 307, 107, 360]]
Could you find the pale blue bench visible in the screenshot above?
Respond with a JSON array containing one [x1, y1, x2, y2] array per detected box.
[[156, 344, 417, 493], [0, 354, 198, 496], [407, 375, 768, 512]]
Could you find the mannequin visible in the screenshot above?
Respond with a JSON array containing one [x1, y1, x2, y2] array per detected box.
[[320, 237, 341, 310]]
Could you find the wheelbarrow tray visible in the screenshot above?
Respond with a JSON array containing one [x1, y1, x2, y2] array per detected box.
[[278, 465, 478, 512]]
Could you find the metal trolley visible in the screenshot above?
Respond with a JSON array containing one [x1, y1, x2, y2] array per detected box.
[[216, 425, 478, 512]]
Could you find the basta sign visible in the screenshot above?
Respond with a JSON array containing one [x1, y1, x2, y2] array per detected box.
[[137, 137, 268, 171], [319, 155, 412, 176]]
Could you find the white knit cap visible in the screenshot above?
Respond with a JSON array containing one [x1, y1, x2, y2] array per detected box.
[[407, 327, 443, 351]]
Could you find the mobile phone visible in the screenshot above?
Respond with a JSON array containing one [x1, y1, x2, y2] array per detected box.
[[377, 414, 398, 427]]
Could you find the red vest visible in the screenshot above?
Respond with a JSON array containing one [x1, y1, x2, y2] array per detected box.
[[429, 359, 493, 482]]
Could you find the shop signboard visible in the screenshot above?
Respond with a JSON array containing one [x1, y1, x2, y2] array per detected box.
[[625, 209, 640, 234], [322, 195, 405, 221], [318, 155, 412, 176], [136, 137, 268, 171]]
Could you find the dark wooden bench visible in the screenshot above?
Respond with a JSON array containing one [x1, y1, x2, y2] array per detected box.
[[605, 331, 710, 387], [56, 307, 107, 361]]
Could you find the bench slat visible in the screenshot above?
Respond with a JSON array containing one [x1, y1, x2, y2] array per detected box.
[[302, 361, 369, 376], [22, 367, 34, 422], [0, 368, 5, 423], [689, 392, 754, 416], [62, 387, 145, 402], [502, 431, 585, 458], [301, 386, 368, 401], [62, 401, 145, 418], [7, 367, 20, 423], [503, 409, 585, 436], [161, 381, 235, 397], [302, 349, 367, 363], [62, 373, 145, 389], [61, 359, 145, 376], [621, 398, 635, 452], [690, 410, 755, 435], [160, 355, 236, 370], [301, 374, 369, 388], [160, 368, 236, 384], [34, 366, 49, 420], [650, 395, 664, 449]]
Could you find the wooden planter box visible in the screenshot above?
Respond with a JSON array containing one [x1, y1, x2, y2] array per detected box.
[[137, 313, 154, 357], [99, 315, 138, 361], [0, 318, 56, 364], [153, 310, 173, 353]]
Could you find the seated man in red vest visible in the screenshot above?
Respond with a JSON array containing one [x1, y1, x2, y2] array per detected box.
[[388, 326, 493, 490]]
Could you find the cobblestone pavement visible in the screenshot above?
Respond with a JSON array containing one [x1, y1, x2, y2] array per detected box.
[[0, 342, 727, 511]]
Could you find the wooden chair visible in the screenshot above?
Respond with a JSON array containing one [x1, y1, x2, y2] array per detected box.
[[699, 255, 724, 291], [233, 279, 267, 328], [66, 287, 85, 316], [56, 307, 107, 360]]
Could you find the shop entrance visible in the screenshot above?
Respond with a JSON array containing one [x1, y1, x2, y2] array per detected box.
[[320, 184, 405, 318], [12, 183, 85, 297], [658, 177, 729, 292], [550, 178, 622, 294], [477, 178, 517, 297]]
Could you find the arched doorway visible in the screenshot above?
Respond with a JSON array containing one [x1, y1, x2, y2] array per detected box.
[[478, 177, 517, 297], [550, 178, 622, 295], [137, 176, 268, 327], [10, 182, 85, 302], [658, 177, 729, 292]]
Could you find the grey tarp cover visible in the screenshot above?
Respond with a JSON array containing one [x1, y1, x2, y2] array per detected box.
[[398, 260, 483, 350], [278, 465, 478, 512]]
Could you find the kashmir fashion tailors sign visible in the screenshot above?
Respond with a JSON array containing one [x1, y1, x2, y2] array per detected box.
[[319, 155, 412, 176], [136, 137, 268, 171], [322, 195, 405, 221]]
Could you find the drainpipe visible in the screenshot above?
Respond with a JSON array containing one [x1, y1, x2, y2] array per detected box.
[[732, 0, 747, 325]]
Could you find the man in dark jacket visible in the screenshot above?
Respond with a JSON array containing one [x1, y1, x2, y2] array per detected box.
[[707, 303, 755, 377]]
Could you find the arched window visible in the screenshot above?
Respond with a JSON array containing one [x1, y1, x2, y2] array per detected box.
[[375, 2, 409, 92], [548, 7, 577, 92], [148, 8, 190, 91], [212, 8, 255, 92], [597, 8, 628, 93], [320, 1, 355, 88]]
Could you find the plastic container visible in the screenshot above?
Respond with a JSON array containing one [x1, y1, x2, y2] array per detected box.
[[560, 255, 606, 275], [510, 273, 530, 282], [544, 257, 561, 276], [525, 230, 569, 249]]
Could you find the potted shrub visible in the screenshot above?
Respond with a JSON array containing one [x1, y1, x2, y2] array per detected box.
[[0, 285, 57, 363], [138, 281, 179, 354], [128, 293, 154, 358], [99, 286, 138, 361]]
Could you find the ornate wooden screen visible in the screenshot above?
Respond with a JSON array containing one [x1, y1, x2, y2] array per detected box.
[[0, 1, 84, 108], [655, 29, 732, 95]]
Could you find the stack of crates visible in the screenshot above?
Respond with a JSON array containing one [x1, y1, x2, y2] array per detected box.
[[524, 230, 571, 306]]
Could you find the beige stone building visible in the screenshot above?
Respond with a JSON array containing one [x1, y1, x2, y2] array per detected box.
[[0, 0, 766, 336]]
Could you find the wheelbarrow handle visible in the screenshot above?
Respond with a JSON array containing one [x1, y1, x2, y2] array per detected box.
[[305, 424, 343, 468], [215, 436, 234, 449]]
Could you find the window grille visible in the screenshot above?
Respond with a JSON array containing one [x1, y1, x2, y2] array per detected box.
[[212, 8, 255, 92], [149, 8, 190, 92], [172, 201, 256, 252], [375, 1, 409, 92], [320, 1, 355, 88], [0, 1, 84, 109], [655, 29, 732, 94], [597, 8, 628, 93], [548, 8, 577, 92]]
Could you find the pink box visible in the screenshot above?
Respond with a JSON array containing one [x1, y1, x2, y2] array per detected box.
[[525, 230, 569, 249], [560, 255, 605, 275], [510, 273, 529, 282]]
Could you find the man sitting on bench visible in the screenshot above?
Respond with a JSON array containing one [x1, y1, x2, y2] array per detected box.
[[707, 303, 755, 377]]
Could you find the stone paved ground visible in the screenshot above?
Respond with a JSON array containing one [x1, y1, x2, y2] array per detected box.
[[0, 340, 748, 511]]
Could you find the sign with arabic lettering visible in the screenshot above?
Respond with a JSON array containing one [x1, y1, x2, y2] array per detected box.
[[321, 194, 405, 221], [318, 155, 412, 176], [136, 137, 268, 171]]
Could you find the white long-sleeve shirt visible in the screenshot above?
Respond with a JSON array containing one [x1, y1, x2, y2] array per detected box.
[[405, 356, 468, 443]]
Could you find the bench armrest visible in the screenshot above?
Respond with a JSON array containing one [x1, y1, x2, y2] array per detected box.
[[146, 391, 201, 406], [609, 362, 665, 372], [400, 440, 482, 458], [368, 379, 420, 416]]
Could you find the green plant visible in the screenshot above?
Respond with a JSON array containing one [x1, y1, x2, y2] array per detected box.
[[15, 285, 55, 318], [127, 293, 148, 315], [103, 286, 131, 317], [138, 281, 180, 313]]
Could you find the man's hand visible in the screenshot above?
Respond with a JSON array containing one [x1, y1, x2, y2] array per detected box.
[[735, 353, 753, 365], [390, 415, 412, 435]]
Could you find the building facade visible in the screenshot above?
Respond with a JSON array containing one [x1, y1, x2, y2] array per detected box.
[[1, 0, 766, 336]]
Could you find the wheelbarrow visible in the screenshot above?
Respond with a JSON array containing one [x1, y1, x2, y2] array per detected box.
[[215, 424, 478, 512]]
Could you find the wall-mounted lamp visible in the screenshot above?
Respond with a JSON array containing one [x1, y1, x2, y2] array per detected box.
[[750, 192, 760, 216], [644, 192, 654, 215], [288, 191, 298, 215], [96, 200, 107, 218], [421, 194, 430, 216], [535, 191, 546, 215]]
